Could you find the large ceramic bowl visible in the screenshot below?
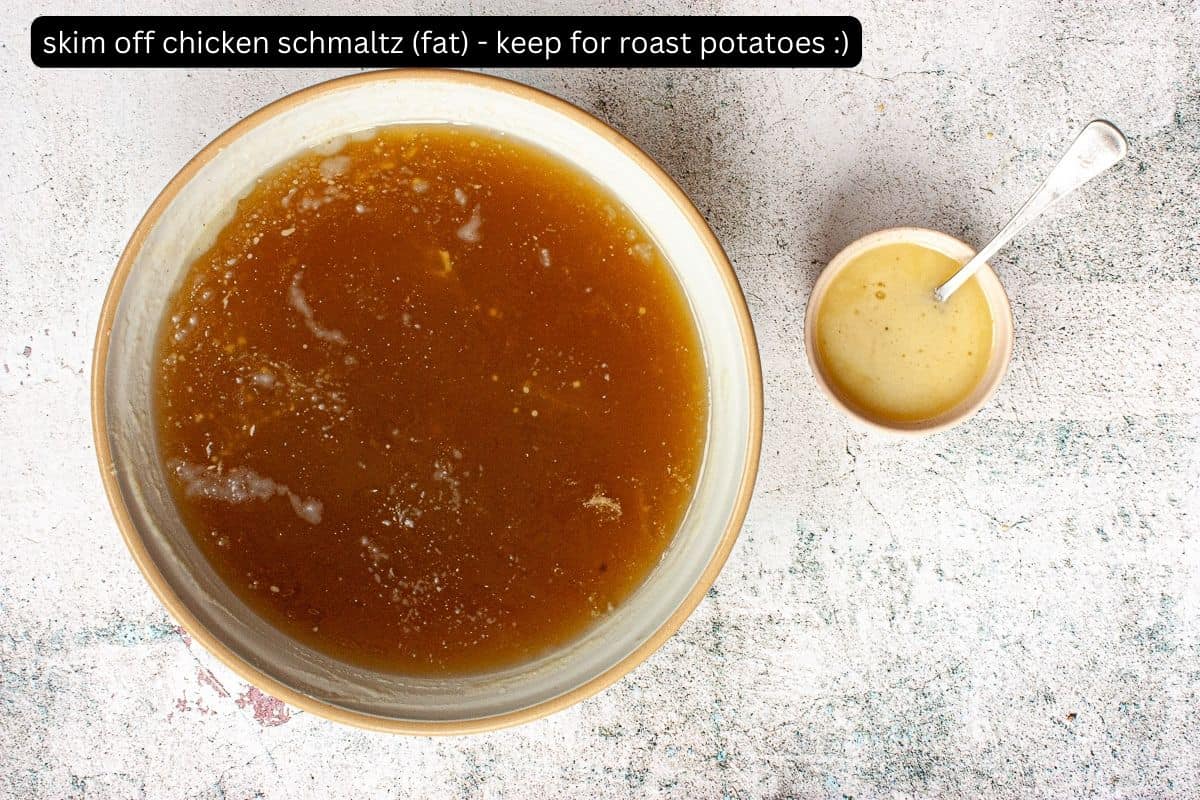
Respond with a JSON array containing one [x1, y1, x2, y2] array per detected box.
[[92, 70, 762, 733]]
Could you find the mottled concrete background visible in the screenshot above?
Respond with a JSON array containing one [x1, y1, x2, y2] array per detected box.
[[2, 0, 1198, 797]]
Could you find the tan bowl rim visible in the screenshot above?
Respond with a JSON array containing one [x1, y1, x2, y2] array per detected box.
[[803, 226, 1015, 436], [91, 68, 764, 735]]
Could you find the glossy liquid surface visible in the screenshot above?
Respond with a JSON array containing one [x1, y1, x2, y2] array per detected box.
[[155, 126, 707, 674], [816, 242, 994, 423]]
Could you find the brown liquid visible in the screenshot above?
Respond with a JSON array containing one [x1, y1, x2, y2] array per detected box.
[[155, 126, 707, 674]]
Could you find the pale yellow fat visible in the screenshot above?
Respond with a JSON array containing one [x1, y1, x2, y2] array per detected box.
[[816, 243, 994, 423]]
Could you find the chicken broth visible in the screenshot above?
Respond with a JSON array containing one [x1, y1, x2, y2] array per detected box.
[[154, 126, 707, 674]]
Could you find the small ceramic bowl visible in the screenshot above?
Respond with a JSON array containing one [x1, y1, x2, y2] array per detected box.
[[93, 70, 762, 733], [803, 227, 1014, 435]]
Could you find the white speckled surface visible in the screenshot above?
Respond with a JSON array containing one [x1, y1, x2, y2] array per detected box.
[[2, 1, 1198, 797]]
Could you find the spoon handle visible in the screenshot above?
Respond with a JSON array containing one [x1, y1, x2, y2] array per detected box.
[[933, 119, 1128, 303]]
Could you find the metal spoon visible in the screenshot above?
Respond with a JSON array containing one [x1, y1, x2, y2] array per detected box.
[[933, 120, 1128, 303]]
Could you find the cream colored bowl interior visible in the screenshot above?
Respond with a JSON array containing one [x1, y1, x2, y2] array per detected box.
[[100, 73, 759, 727]]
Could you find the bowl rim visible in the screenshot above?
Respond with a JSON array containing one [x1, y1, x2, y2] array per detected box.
[[90, 68, 764, 734], [802, 226, 1015, 436]]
